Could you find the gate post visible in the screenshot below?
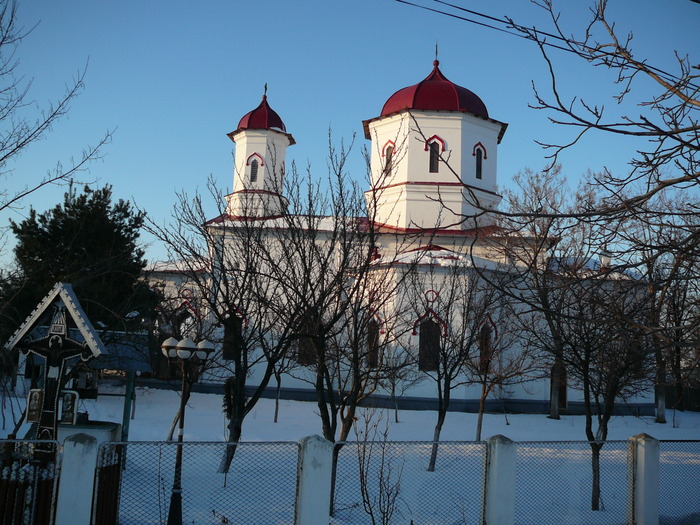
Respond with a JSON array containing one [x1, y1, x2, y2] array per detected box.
[[295, 435, 333, 525], [483, 434, 516, 525], [55, 433, 99, 525], [627, 433, 659, 525]]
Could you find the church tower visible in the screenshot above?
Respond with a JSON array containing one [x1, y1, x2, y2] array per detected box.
[[363, 60, 508, 230], [226, 91, 295, 217]]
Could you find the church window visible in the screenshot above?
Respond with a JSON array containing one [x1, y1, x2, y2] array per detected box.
[[296, 314, 318, 366], [429, 142, 440, 173], [384, 146, 394, 177], [250, 159, 259, 183], [475, 148, 483, 180], [367, 318, 380, 368], [419, 319, 440, 371], [223, 315, 244, 360], [478, 323, 493, 374]]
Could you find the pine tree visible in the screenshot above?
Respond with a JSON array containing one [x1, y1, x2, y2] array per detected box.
[[2, 184, 157, 333]]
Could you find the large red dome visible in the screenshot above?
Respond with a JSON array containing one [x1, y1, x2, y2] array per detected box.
[[236, 94, 287, 132], [381, 60, 488, 119]]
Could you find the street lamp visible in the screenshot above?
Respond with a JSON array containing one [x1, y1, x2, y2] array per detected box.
[[161, 336, 215, 525]]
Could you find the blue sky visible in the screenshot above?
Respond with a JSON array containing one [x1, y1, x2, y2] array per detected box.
[[3, 0, 698, 263]]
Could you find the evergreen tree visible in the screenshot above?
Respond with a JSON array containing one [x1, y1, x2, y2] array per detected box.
[[2, 184, 157, 334]]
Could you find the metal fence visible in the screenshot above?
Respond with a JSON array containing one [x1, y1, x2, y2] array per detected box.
[[0, 439, 61, 525], [332, 441, 486, 524], [3, 436, 699, 525], [658, 440, 700, 524], [94, 440, 299, 525], [514, 440, 631, 525]]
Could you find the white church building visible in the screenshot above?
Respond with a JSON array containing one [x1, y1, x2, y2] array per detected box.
[[154, 60, 655, 416]]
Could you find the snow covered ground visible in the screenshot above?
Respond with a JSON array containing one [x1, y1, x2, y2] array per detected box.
[[4, 384, 699, 442], [2, 385, 700, 524]]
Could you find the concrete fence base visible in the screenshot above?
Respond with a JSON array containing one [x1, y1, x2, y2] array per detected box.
[[47, 432, 669, 525], [627, 433, 659, 525]]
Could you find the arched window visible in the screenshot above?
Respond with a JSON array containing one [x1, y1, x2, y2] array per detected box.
[[419, 319, 440, 371], [296, 314, 318, 366], [223, 315, 243, 361], [475, 148, 483, 180], [384, 146, 394, 177], [429, 142, 440, 173], [479, 324, 493, 374], [367, 319, 380, 368], [250, 159, 259, 183]]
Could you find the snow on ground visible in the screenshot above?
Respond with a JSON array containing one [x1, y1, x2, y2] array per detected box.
[[2, 385, 699, 524], [4, 384, 698, 443]]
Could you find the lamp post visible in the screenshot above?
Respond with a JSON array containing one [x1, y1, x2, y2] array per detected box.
[[161, 336, 214, 525]]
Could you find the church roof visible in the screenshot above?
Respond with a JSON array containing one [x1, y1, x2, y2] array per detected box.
[[236, 94, 287, 133], [380, 60, 488, 118]]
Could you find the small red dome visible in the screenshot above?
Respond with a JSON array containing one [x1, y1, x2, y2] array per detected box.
[[381, 60, 488, 118], [236, 94, 287, 132]]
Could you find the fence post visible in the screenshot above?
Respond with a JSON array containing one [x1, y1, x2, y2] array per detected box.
[[483, 434, 516, 525], [627, 433, 659, 525], [54, 433, 99, 525], [295, 435, 333, 525]]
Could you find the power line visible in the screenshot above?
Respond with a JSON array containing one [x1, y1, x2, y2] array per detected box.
[[394, 0, 698, 90]]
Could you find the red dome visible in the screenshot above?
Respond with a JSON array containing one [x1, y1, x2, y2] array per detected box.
[[381, 60, 488, 118], [236, 94, 287, 132]]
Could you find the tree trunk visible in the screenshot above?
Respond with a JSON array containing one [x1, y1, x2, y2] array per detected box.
[[218, 373, 246, 473], [391, 383, 399, 424], [549, 359, 562, 420], [329, 442, 341, 517], [428, 414, 445, 472], [274, 373, 281, 423], [656, 356, 667, 423], [675, 375, 686, 412], [673, 343, 686, 411], [590, 442, 603, 511], [218, 416, 242, 473], [475, 386, 488, 441]]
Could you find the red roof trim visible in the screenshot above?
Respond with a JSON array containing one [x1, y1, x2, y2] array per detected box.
[[369, 219, 506, 237], [405, 244, 451, 253], [205, 212, 287, 225], [472, 142, 488, 159], [382, 140, 396, 157], [365, 180, 502, 198], [424, 135, 446, 152], [362, 111, 508, 143], [412, 308, 448, 337], [246, 152, 265, 167], [229, 189, 285, 197]]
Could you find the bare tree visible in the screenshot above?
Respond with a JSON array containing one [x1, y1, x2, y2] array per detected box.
[[553, 273, 653, 510], [0, 0, 110, 222], [0, 0, 111, 424], [147, 178, 298, 471], [270, 348, 298, 423], [498, 166, 576, 419], [378, 344, 423, 424], [353, 409, 405, 525], [489, 165, 656, 509], [399, 248, 519, 470], [463, 296, 538, 441], [621, 194, 700, 420]]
